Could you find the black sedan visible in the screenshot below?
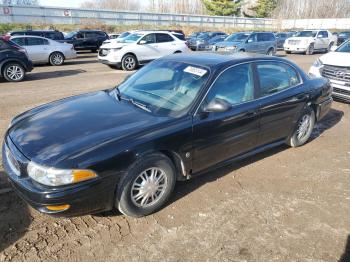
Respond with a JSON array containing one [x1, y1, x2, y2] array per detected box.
[[2, 53, 333, 217]]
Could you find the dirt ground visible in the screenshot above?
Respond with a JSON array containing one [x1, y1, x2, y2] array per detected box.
[[0, 51, 350, 262]]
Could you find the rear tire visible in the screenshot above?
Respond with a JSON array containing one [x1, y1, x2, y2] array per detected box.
[[49, 52, 65, 66], [116, 153, 176, 217], [121, 54, 138, 71], [3, 62, 25, 82], [288, 107, 315, 147], [285, 51, 291, 54]]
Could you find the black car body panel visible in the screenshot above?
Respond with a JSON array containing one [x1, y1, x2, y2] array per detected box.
[[62, 30, 109, 51], [2, 53, 332, 216], [8, 30, 64, 41], [0, 38, 33, 78]]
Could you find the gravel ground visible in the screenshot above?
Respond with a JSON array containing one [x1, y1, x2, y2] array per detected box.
[[0, 51, 349, 262]]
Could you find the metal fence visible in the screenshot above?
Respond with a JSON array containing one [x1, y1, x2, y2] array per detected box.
[[0, 5, 275, 29]]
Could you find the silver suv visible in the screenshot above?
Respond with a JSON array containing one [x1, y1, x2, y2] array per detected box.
[[214, 32, 277, 55]]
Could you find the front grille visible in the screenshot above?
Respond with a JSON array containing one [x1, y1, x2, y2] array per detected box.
[[5, 144, 20, 176], [322, 65, 350, 82], [288, 40, 301, 45], [333, 87, 350, 96], [99, 49, 110, 57]]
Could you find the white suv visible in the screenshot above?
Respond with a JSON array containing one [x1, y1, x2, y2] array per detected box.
[[98, 31, 190, 71], [284, 30, 336, 55]]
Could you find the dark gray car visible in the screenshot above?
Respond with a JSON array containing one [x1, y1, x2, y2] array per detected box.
[[214, 32, 277, 55], [188, 31, 227, 51]]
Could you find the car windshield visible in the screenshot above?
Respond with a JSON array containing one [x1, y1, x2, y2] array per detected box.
[[119, 32, 130, 38], [336, 40, 350, 53], [120, 33, 143, 43], [65, 31, 76, 39], [295, 31, 317, 37], [115, 60, 210, 117], [338, 32, 350, 38], [276, 33, 286, 38], [225, 33, 250, 42], [197, 33, 212, 40]]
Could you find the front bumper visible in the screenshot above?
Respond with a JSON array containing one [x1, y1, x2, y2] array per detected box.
[[309, 66, 350, 102], [284, 44, 308, 53], [2, 137, 118, 217]]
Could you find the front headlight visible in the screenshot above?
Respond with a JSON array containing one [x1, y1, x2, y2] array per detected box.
[[313, 58, 323, 68], [111, 47, 122, 52], [27, 162, 98, 186]]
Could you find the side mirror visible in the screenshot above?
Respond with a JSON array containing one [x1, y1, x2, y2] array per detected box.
[[203, 98, 231, 113], [139, 40, 147, 45], [330, 45, 337, 51]]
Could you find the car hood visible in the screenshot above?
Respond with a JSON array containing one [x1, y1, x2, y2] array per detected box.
[[287, 37, 313, 42], [100, 42, 129, 49], [8, 91, 170, 166], [215, 41, 242, 47], [319, 51, 350, 67]]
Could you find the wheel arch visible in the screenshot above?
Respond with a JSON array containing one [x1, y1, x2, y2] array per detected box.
[[132, 149, 189, 181], [49, 51, 65, 60], [0, 59, 27, 75]]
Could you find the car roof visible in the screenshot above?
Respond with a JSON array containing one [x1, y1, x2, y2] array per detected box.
[[160, 52, 289, 69], [11, 35, 51, 40], [10, 30, 60, 33]]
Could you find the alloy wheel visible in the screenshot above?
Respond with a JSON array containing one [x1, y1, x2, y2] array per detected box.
[[6, 65, 24, 81], [52, 53, 63, 65], [124, 56, 136, 70], [130, 167, 168, 208], [297, 114, 312, 140]]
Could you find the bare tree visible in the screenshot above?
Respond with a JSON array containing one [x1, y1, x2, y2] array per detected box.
[[81, 0, 140, 11], [146, 0, 207, 14], [2, 0, 39, 5], [274, 0, 350, 19]]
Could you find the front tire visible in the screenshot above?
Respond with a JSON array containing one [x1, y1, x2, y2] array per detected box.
[[3, 62, 25, 82], [116, 153, 176, 217], [285, 50, 291, 54], [49, 52, 65, 66], [121, 54, 138, 71], [306, 43, 314, 55], [266, 48, 274, 56], [288, 107, 315, 147]]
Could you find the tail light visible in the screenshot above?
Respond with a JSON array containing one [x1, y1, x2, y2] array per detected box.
[[12, 44, 28, 56]]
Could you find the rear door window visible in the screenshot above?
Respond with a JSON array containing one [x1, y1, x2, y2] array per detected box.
[[256, 62, 301, 97], [156, 33, 174, 43], [26, 37, 49, 46]]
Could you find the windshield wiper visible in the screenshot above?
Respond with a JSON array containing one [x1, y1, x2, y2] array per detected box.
[[113, 88, 151, 112]]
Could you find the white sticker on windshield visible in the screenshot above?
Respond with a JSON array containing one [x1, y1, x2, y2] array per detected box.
[[184, 66, 207, 77]]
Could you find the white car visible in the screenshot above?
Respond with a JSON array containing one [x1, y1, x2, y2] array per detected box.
[[98, 31, 190, 71], [11, 35, 77, 66], [284, 30, 336, 55], [309, 40, 350, 102]]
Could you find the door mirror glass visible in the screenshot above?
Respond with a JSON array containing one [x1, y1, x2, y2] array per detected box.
[[139, 40, 147, 45], [203, 98, 231, 113]]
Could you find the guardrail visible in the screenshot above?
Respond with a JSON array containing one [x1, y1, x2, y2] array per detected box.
[[0, 5, 275, 29]]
